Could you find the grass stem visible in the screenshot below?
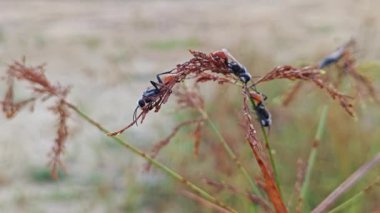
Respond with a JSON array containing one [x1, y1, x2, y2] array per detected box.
[[261, 124, 282, 197], [328, 176, 380, 213], [65, 102, 237, 213], [300, 105, 329, 209], [246, 92, 282, 196], [312, 153, 380, 213], [197, 108, 263, 201]]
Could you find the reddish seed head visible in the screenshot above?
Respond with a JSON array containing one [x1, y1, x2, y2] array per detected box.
[[1, 59, 71, 179], [209, 50, 228, 65]]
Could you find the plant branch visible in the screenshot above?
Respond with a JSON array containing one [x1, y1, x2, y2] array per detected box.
[[299, 105, 329, 210], [182, 190, 231, 213], [328, 176, 380, 213], [246, 92, 282, 196], [197, 107, 263, 198], [261, 121, 282, 196], [64, 101, 237, 213], [312, 153, 380, 213]]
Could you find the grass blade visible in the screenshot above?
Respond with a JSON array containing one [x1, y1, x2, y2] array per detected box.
[[182, 190, 231, 213], [65, 102, 237, 213], [246, 139, 287, 213], [300, 105, 329, 209], [246, 91, 282, 196], [328, 176, 380, 213], [198, 108, 263, 198], [312, 153, 380, 213]]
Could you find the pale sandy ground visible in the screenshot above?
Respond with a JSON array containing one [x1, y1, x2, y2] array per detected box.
[[0, 1, 379, 212]]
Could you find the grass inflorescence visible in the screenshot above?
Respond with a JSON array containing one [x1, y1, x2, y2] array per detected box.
[[1, 40, 379, 212]]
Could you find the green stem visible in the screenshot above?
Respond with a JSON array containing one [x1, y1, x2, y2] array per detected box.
[[300, 105, 329, 208], [328, 177, 380, 213], [198, 108, 263, 198], [65, 102, 237, 213], [261, 124, 282, 197], [247, 93, 282, 196], [313, 153, 380, 212], [328, 192, 362, 213]]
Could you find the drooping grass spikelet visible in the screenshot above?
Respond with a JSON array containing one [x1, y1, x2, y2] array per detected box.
[[319, 39, 379, 105], [282, 81, 303, 106], [193, 121, 203, 156], [7, 60, 68, 97], [1, 59, 71, 179], [254, 65, 354, 116], [341, 49, 380, 104], [48, 99, 70, 179], [107, 49, 237, 136], [1, 78, 36, 118], [175, 85, 205, 110], [144, 118, 205, 171]]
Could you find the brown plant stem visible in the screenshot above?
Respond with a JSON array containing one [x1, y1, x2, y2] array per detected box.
[[328, 176, 380, 213], [243, 94, 287, 213], [246, 89, 282, 196], [144, 118, 205, 171], [182, 190, 231, 213], [64, 101, 237, 213], [312, 153, 380, 213], [246, 139, 287, 213], [197, 107, 263, 198], [282, 81, 303, 106]]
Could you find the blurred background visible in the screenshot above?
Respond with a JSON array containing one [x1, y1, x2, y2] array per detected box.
[[0, 1, 379, 212]]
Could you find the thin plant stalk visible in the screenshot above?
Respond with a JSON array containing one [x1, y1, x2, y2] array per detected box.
[[312, 153, 380, 213], [197, 108, 263, 198], [65, 102, 237, 213], [328, 176, 380, 213], [182, 190, 231, 213], [300, 105, 329, 209], [247, 94, 282, 196], [261, 124, 282, 197]]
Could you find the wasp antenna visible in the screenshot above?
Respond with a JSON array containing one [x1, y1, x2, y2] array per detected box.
[[107, 112, 144, 136]]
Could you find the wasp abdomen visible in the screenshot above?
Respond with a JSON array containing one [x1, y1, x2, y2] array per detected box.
[[228, 61, 251, 83]]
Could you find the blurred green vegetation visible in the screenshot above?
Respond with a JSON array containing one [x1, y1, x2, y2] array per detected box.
[[30, 167, 66, 183], [1, 2, 379, 212], [123, 48, 380, 212]]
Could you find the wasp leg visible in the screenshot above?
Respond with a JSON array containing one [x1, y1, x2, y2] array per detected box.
[[250, 84, 258, 91], [150, 70, 175, 90], [150, 80, 162, 91], [156, 69, 175, 83], [261, 93, 268, 101]]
